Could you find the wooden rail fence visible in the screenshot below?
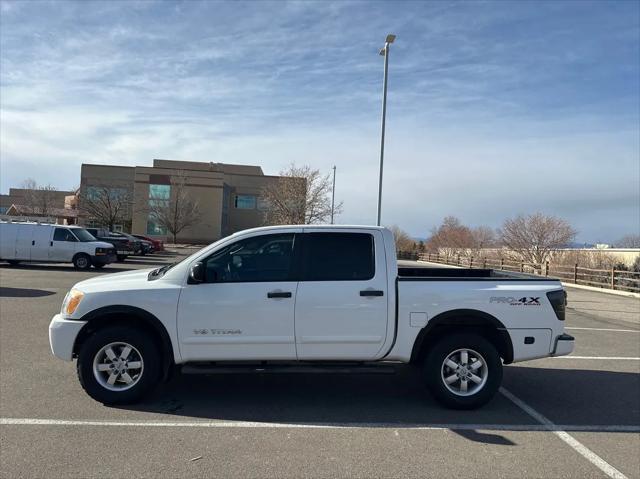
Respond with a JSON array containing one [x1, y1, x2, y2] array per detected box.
[[409, 252, 640, 293]]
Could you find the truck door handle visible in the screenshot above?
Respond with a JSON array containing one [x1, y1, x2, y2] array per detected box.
[[50, 241, 53, 246], [360, 290, 384, 297], [32, 240, 35, 246], [267, 291, 292, 299]]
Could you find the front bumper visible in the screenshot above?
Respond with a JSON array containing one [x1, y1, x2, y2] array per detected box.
[[551, 333, 575, 357], [91, 253, 116, 266], [49, 314, 87, 361]]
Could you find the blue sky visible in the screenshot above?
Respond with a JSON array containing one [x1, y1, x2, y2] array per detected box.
[[1, 0, 638, 242]]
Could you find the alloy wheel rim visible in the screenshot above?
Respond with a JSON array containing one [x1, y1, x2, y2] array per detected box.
[[440, 348, 488, 397], [92, 342, 144, 392]]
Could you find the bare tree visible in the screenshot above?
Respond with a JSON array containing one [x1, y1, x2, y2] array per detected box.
[[471, 226, 497, 250], [387, 225, 415, 252], [261, 164, 342, 225], [425, 216, 475, 258], [20, 178, 59, 216], [78, 186, 133, 230], [499, 212, 577, 267], [615, 234, 640, 248], [148, 173, 201, 243]]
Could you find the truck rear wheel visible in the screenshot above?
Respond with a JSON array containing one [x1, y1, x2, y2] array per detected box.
[[77, 326, 160, 404], [423, 332, 502, 409]]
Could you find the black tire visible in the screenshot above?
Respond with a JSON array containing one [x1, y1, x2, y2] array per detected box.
[[77, 326, 161, 404], [7, 260, 21, 266], [423, 332, 502, 410], [73, 254, 91, 270], [116, 255, 127, 262]]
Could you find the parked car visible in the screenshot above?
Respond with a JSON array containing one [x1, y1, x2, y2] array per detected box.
[[0, 222, 116, 269], [85, 228, 135, 262], [138, 239, 154, 255], [108, 232, 145, 255], [132, 234, 164, 252], [49, 225, 574, 408]]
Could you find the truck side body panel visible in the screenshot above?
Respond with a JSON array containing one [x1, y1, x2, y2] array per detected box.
[[388, 279, 565, 362]]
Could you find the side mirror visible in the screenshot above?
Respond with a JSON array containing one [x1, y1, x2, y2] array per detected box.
[[188, 261, 206, 284]]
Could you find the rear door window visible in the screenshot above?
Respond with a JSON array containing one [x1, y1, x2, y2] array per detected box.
[[301, 233, 375, 281]]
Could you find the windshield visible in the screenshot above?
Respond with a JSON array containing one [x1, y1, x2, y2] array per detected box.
[[72, 228, 98, 242]]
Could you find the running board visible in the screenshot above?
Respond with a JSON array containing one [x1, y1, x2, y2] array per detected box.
[[181, 363, 397, 375]]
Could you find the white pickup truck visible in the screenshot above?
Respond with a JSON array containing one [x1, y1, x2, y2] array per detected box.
[[49, 225, 574, 409]]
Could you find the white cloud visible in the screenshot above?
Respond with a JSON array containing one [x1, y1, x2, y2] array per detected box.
[[0, 0, 638, 242]]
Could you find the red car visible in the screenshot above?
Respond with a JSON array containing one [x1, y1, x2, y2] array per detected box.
[[132, 234, 164, 252]]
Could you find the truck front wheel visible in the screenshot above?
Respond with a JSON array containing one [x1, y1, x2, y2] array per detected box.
[[423, 332, 502, 409], [73, 254, 91, 270], [77, 326, 161, 404]]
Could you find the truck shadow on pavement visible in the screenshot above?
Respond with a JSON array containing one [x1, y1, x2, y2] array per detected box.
[[0, 286, 56, 298], [115, 365, 639, 438]]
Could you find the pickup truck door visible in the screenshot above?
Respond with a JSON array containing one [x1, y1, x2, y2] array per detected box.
[[294, 231, 389, 360], [177, 232, 300, 361]]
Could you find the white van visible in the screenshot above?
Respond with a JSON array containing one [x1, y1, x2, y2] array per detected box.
[[0, 222, 116, 270]]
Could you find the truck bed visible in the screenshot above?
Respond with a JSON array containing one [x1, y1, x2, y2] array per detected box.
[[398, 266, 557, 282]]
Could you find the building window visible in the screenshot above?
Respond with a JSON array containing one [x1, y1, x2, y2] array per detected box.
[[235, 194, 256, 209], [147, 217, 167, 235], [148, 184, 170, 235], [0, 207, 7, 214], [86, 186, 128, 200], [149, 184, 170, 201]]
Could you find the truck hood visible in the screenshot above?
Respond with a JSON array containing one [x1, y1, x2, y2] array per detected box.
[[74, 268, 154, 292], [94, 241, 116, 249]]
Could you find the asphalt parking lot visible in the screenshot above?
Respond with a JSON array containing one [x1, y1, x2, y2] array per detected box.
[[1, 254, 638, 478]]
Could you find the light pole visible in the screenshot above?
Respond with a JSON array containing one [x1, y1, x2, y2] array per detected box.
[[330, 165, 336, 224], [376, 34, 395, 226]]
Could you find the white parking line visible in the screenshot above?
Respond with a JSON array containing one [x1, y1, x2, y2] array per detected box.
[[565, 327, 640, 333], [500, 387, 628, 479], [1, 417, 638, 432], [553, 356, 640, 360]]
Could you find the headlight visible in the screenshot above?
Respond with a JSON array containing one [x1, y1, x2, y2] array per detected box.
[[61, 289, 84, 316]]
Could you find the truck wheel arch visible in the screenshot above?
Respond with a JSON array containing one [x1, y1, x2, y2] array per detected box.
[[410, 309, 514, 365], [73, 305, 175, 380]]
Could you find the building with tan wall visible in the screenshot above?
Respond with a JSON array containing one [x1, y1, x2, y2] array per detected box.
[[80, 159, 284, 243]]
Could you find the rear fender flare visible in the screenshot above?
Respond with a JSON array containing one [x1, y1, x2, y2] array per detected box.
[[410, 309, 514, 364]]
